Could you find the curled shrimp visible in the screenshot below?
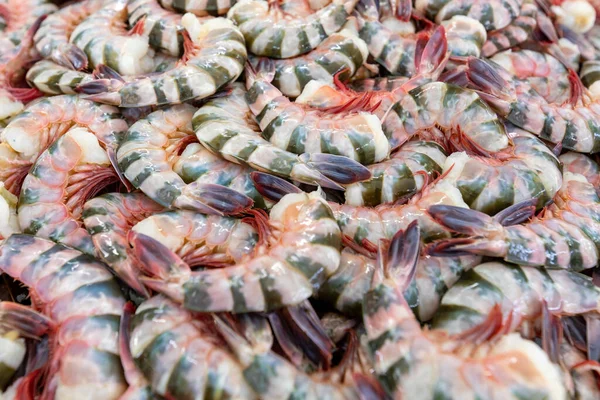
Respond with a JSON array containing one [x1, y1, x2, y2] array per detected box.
[[117, 103, 254, 214], [428, 171, 600, 271], [363, 222, 567, 399], [131, 189, 342, 313], [18, 126, 120, 255], [482, 2, 538, 57], [33, 0, 105, 70], [431, 261, 600, 341], [249, 27, 369, 98], [193, 83, 371, 191], [160, 0, 237, 16], [318, 247, 481, 320], [70, 0, 156, 76], [120, 296, 254, 399], [0, 95, 127, 197], [0, 235, 128, 399], [467, 57, 600, 153], [82, 192, 164, 297], [78, 15, 246, 107], [0, 0, 56, 54], [227, 0, 358, 58], [441, 132, 562, 215], [131, 209, 259, 267], [490, 48, 572, 104], [246, 64, 390, 166], [128, 0, 183, 57]]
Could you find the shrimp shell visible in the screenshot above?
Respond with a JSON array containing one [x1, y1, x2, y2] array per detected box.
[[26, 60, 94, 95], [482, 2, 538, 57], [159, 0, 237, 16], [415, 0, 522, 31], [128, 0, 183, 57]]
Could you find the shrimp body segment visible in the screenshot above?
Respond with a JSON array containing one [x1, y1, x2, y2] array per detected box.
[[160, 0, 237, 16], [0, 235, 128, 400], [228, 0, 358, 58], [134, 190, 343, 313], [26, 60, 95, 95], [128, 0, 183, 57]]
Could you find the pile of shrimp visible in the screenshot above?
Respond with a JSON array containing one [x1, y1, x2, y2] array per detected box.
[[2, 0, 600, 398]]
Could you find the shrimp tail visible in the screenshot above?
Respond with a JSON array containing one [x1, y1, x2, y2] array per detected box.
[[465, 57, 513, 113], [251, 171, 303, 202], [428, 198, 536, 235], [542, 301, 562, 363], [176, 182, 254, 215], [129, 231, 191, 283], [395, 0, 412, 21], [0, 302, 54, 339], [214, 315, 255, 364], [414, 25, 448, 79], [270, 301, 334, 368], [51, 43, 88, 71], [76, 65, 124, 104], [385, 220, 420, 290], [300, 153, 371, 184]]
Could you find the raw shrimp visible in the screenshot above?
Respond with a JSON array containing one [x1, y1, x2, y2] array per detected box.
[[441, 132, 562, 215], [343, 140, 447, 206], [193, 83, 371, 190], [33, 0, 105, 70], [132, 189, 342, 312], [26, 60, 94, 95], [363, 222, 567, 399], [490, 49, 572, 104], [442, 15, 487, 60], [128, 0, 183, 57], [215, 316, 363, 399], [246, 65, 390, 165], [482, 2, 538, 57], [116, 104, 253, 214], [121, 296, 254, 399], [431, 261, 600, 337], [428, 172, 600, 270], [250, 27, 369, 98], [414, 0, 522, 30], [78, 15, 247, 107], [70, 0, 155, 76], [560, 152, 600, 188], [558, 342, 600, 400], [0, 235, 128, 399], [0, 95, 127, 197], [318, 248, 481, 320], [227, 0, 357, 58], [131, 209, 259, 267], [466, 57, 600, 153], [159, 0, 237, 16], [82, 192, 163, 297], [0, 0, 56, 53], [18, 126, 120, 255], [382, 81, 511, 152]]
